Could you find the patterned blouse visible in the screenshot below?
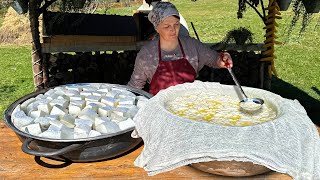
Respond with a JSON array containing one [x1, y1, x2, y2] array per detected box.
[[127, 36, 219, 89]]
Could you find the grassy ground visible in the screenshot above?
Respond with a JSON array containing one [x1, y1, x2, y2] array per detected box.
[[0, 0, 319, 124], [0, 45, 34, 119], [0, 8, 5, 26]]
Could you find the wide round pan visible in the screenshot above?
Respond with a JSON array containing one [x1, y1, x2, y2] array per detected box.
[[4, 83, 152, 162]]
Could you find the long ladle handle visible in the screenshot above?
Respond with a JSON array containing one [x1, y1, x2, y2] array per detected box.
[[227, 68, 248, 99], [221, 53, 248, 99]]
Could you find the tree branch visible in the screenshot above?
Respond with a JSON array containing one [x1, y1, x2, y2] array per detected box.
[[260, 0, 266, 19], [245, 0, 266, 24], [39, 0, 58, 14]]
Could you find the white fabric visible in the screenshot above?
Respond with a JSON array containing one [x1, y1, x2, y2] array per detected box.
[[132, 81, 320, 179]]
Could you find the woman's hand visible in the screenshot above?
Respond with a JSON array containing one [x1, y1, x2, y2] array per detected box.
[[217, 52, 233, 68]]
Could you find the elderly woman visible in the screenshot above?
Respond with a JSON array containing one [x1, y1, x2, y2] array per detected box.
[[128, 2, 233, 95]]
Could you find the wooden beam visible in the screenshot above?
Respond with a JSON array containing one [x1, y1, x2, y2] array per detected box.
[[43, 35, 136, 44], [41, 41, 265, 53], [207, 43, 266, 51], [41, 42, 141, 53]]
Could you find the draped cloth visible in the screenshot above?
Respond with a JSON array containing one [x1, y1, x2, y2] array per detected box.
[[132, 81, 320, 179]]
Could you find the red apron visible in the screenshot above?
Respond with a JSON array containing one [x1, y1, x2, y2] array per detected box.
[[149, 39, 196, 95]]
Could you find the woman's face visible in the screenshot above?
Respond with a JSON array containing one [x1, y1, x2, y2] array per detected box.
[[156, 16, 180, 41]]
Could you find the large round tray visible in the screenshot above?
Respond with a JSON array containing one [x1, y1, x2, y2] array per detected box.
[[4, 83, 152, 162]]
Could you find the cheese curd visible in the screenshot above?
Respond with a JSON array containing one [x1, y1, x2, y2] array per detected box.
[[11, 84, 149, 139], [165, 91, 276, 126]]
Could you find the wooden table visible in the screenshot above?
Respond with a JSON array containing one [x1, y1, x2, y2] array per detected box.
[[1, 121, 318, 179]]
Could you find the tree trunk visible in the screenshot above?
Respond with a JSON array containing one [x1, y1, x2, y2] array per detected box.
[[29, 0, 46, 91]]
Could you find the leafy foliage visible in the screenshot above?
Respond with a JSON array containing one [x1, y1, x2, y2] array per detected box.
[[221, 27, 254, 45], [284, 0, 315, 42], [46, 0, 99, 13], [237, 0, 261, 19]]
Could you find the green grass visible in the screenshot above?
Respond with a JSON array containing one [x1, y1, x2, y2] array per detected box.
[[0, 45, 34, 119], [96, 3, 141, 15], [0, 16, 3, 27], [0, 0, 319, 123], [0, 8, 5, 27]]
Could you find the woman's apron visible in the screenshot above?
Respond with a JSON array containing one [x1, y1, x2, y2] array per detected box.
[[149, 39, 196, 95]]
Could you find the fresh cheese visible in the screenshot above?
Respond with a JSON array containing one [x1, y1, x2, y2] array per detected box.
[[35, 94, 48, 100], [50, 99, 68, 109], [118, 97, 135, 105], [78, 108, 98, 121], [60, 114, 75, 128], [70, 100, 86, 109], [26, 123, 42, 136], [29, 110, 48, 119], [50, 105, 67, 118], [65, 86, 81, 92], [34, 117, 51, 129], [105, 90, 121, 98], [12, 84, 149, 139], [118, 118, 135, 130], [46, 93, 59, 101], [88, 130, 102, 137], [95, 121, 120, 134], [12, 110, 34, 127], [40, 129, 61, 139], [98, 106, 113, 117], [20, 98, 36, 111], [69, 105, 82, 115], [69, 95, 83, 101], [92, 91, 105, 97], [85, 95, 100, 102], [83, 86, 98, 91], [101, 97, 117, 107], [65, 90, 80, 96], [37, 103, 52, 114], [75, 119, 93, 128]]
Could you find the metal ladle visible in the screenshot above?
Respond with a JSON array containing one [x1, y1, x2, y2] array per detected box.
[[222, 54, 264, 111]]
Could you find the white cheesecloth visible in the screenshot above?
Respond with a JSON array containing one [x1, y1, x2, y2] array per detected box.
[[132, 81, 320, 179]]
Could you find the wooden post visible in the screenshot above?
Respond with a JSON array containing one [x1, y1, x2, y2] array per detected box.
[[260, 0, 282, 89], [29, 0, 47, 91]]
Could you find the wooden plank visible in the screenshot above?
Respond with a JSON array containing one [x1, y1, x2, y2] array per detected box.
[[41, 41, 147, 53], [2, 122, 317, 179], [41, 41, 264, 53], [43, 35, 136, 44], [41, 42, 139, 53], [208, 43, 266, 51]]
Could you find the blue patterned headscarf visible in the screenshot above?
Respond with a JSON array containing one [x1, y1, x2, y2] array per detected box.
[[148, 2, 180, 29]]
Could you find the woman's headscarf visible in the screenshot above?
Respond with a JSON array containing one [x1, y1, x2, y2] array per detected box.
[[148, 2, 180, 29]]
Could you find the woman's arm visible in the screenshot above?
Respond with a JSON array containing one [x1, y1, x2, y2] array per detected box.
[[194, 39, 233, 69], [127, 51, 148, 89]]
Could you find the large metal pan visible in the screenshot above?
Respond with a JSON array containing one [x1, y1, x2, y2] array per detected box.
[[4, 83, 152, 162]]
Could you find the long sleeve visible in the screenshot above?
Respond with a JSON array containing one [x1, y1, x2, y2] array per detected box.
[[193, 38, 219, 70], [127, 50, 148, 89], [127, 37, 220, 90], [178, 37, 219, 73]]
